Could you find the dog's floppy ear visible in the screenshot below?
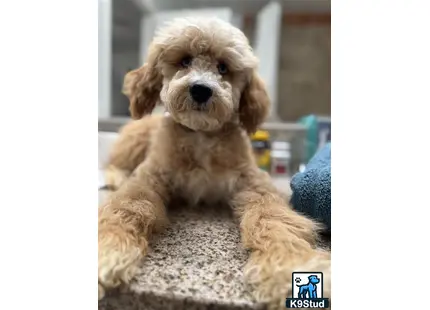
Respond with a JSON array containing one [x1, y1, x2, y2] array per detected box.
[[122, 63, 162, 119], [239, 70, 270, 134]]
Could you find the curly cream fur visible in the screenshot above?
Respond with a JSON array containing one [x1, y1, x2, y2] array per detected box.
[[98, 17, 331, 309]]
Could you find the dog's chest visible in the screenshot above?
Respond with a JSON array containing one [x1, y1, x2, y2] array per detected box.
[[171, 135, 240, 205], [178, 168, 237, 205]]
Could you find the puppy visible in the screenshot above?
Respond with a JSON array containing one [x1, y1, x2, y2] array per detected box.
[[98, 17, 331, 309]]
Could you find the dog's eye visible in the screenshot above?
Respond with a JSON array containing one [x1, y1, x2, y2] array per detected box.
[[217, 62, 229, 75], [180, 56, 193, 68]]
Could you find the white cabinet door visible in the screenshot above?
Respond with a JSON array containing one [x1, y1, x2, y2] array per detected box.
[[98, 0, 112, 118], [254, 1, 282, 121]]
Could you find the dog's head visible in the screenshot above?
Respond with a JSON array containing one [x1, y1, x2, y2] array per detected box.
[[308, 275, 320, 285], [123, 17, 270, 133]]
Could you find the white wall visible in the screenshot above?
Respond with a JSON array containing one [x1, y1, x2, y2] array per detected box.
[[253, 1, 282, 121], [98, 0, 112, 118]]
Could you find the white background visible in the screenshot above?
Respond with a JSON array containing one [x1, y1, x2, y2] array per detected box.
[[0, 1, 429, 310]]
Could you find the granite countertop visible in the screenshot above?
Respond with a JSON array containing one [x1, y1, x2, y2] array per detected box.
[[98, 179, 329, 310], [98, 193, 266, 310]]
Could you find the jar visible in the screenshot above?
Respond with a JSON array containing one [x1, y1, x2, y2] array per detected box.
[[270, 141, 291, 177]]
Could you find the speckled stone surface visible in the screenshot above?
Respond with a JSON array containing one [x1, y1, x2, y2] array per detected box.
[[98, 178, 329, 310], [98, 202, 265, 310]]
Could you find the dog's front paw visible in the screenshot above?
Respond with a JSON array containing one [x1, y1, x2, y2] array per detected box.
[[244, 247, 331, 310], [98, 227, 146, 299]]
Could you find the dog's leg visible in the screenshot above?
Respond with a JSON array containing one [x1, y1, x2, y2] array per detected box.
[[230, 170, 331, 310], [101, 116, 162, 192], [103, 164, 131, 191], [98, 163, 170, 300]]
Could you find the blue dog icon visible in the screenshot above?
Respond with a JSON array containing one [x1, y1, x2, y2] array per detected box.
[[297, 275, 320, 298]]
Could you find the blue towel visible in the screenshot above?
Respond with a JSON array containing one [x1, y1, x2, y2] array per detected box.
[[290, 143, 331, 231]]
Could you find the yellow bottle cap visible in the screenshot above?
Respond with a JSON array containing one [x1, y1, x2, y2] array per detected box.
[[252, 130, 270, 140]]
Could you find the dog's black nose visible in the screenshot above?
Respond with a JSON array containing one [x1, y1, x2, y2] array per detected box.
[[190, 83, 213, 104]]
